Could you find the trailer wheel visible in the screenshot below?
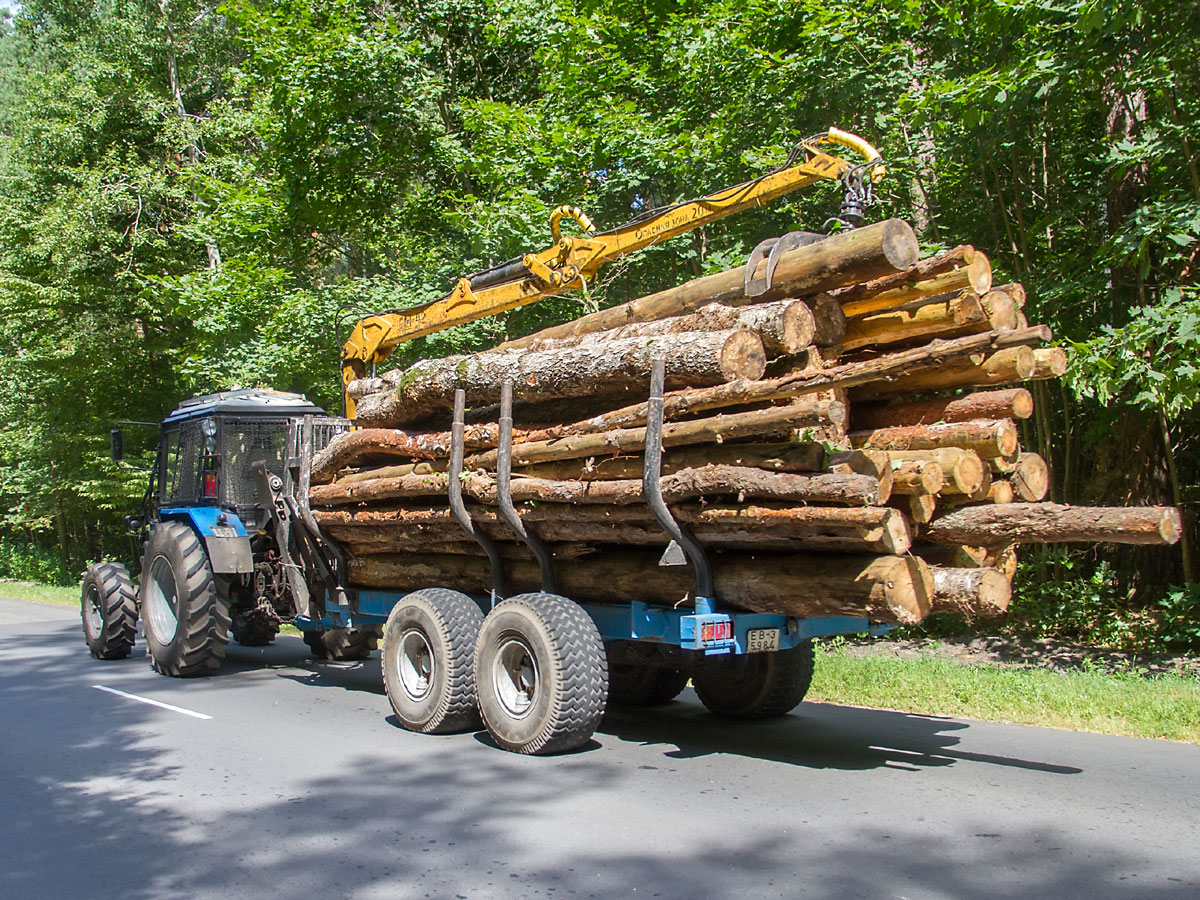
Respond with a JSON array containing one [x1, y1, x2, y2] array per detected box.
[[475, 593, 608, 755], [230, 608, 280, 647], [141, 522, 230, 677], [381, 588, 484, 734], [693, 641, 814, 719], [607, 663, 690, 707], [304, 626, 380, 661], [80, 562, 138, 660]]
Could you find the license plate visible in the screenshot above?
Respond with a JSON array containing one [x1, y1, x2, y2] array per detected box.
[[209, 525, 238, 538], [746, 628, 780, 654]]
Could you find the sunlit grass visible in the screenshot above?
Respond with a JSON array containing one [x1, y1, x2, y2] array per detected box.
[[810, 643, 1200, 743], [0, 579, 79, 606]]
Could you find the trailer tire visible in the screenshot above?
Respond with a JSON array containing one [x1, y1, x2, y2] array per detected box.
[[607, 663, 690, 707], [693, 641, 814, 719], [304, 626, 380, 661], [230, 608, 279, 646], [382, 588, 484, 734], [475, 593, 608, 755], [141, 522, 230, 677], [80, 562, 138, 660]]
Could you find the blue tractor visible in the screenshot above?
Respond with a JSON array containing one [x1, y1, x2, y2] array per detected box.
[[80, 388, 368, 676]]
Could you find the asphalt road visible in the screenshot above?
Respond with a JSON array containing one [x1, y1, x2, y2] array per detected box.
[[2, 596, 1198, 900]]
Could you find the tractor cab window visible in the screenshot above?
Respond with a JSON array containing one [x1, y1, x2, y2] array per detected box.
[[221, 419, 289, 511]]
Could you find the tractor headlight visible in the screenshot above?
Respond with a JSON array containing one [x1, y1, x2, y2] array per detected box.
[[200, 417, 217, 454]]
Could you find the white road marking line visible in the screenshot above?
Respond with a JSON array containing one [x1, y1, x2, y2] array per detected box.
[[92, 685, 213, 720]]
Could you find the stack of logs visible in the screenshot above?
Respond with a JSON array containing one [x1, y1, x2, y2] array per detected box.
[[310, 219, 1182, 627]]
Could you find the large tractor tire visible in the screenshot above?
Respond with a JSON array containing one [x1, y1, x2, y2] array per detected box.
[[607, 662, 690, 708], [230, 607, 280, 647], [474, 593, 608, 755], [381, 588, 485, 734], [692, 641, 815, 719], [304, 626, 381, 660], [140, 522, 231, 677], [80, 562, 138, 660]]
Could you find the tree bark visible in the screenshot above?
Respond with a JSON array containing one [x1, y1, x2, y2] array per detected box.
[[889, 460, 944, 495], [929, 567, 1011, 617], [851, 346, 1037, 399], [515, 442, 832, 481], [884, 449, 986, 496], [836, 291, 991, 353], [925, 504, 1182, 547], [851, 418, 1019, 460], [852, 388, 1033, 431], [499, 219, 920, 349], [831, 245, 992, 316], [312, 426, 497, 483], [358, 330, 767, 427], [342, 549, 933, 625]]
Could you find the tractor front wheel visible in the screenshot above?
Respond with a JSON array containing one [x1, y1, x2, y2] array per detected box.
[[80, 562, 138, 660]]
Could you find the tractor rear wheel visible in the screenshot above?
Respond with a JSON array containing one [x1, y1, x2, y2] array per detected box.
[[140, 522, 230, 677], [80, 562, 138, 660]]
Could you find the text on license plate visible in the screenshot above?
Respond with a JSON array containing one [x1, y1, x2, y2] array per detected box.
[[209, 525, 239, 538], [746, 628, 780, 654]]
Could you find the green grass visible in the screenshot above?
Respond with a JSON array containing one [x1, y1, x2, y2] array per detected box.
[[810, 644, 1200, 743], [0, 578, 79, 606]]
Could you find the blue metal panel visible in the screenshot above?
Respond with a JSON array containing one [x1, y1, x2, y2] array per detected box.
[[160, 506, 248, 537]]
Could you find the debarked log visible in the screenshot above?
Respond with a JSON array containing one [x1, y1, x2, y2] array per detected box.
[[342, 549, 933, 625], [929, 567, 1011, 617]]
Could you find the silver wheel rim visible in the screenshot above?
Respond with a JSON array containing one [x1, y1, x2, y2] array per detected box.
[[492, 636, 539, 719], [144, 555, 180, 645], [84, 583, 103, 638], [397, 628, 434, 701]]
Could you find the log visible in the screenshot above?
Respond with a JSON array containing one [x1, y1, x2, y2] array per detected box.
[[978, 290, 1019, 330], [852, 388, 1033, 431], [992, 282, 1026, 308], [851, 346, 1037, 399], [516, 299, 816, 357], [516, 442, 831, 481], [904, 492, 937, 524], [358, 329, 767, 427], [836, 292, 988, 353], [884, 449, 986, 495], [916, 544, 989, 568], [344, 549, 933, 625], [889, 460, 944, 496], [850, 418, 1019, 460], [334, 459, 446, 485], [312, 427, 496, 483], [925, 504, 1182, 547], [1030, 347, 1068, 379], [986, 545, 1019, 580], [979, 481, 1015, 504], [1010, 452, 1049, 502], [310, 466, 886, 509], [833, 246, 993, 316], [811, 293, 848, 346], [499, 219, 920, 348], [564, 326, 1053, 435], [466, 400, 845, 469], [929, 567, 1011, 617]]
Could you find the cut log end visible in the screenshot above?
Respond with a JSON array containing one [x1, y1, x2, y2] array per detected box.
[[881, 219, 921, 269]]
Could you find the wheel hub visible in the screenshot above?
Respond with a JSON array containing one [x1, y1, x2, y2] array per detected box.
[[84, 584, 103, 637], [144, 555, 180, 645], [397, 628, 434, 701], [493, 636, 539, 718]]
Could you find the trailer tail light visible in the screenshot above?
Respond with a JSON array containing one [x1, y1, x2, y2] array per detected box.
[[680, 613, 735, 654], [202, 472, 218, 499], [701, 621, 731, 643]]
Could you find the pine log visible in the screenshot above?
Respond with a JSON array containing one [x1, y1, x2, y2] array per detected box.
[[811, 293, 848, 346], [885, 449, 986, 495], [852, 388, 1033, 431], [903, 492, 937, 524], [851, 346, 1037, 399], [925, 504, 1182, 547], [499, 220, 920, 349], [837, 292, 988, 353], [992, 282, 1026, 308], [310, 466, 885, 509], [916, 544, 989, 568], [850, 418, 1019, 460], [978, 290, 1019, 330], [979, 481, 1015, 504], [986, 545, 1019, 580], [466, 400, 844, 469], [565, 326, 1053, 435], [312, 427, 497, 483], [1030, 347, 1069, 379], [1010, 452, 1050, 501], [889, 459, 944, 495], [929, 567, 1011, 617], [959, 466, 993, 503], [833, 246, 993, 317], [515, 442, 831, 480], [344, 549, 932, 625], [334, 459, 446, 485], [517, 299, 816, 357], [358, 329, 767, 427]]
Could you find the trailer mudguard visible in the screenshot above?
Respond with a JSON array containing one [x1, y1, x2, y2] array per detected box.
[[159, 507, 253, 575]]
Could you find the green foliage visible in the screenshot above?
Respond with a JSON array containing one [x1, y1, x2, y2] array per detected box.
[[0, 538, 72, 586], [1157, 585, 1200, 652], [1009, 557, 1147, 648]]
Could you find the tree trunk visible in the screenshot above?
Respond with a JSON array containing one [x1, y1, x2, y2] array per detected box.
[[832, 246, 992, 316], [929, 567, 1011, 617], [851, 418, 1019, 460], [515, 442, 832, 481], [811, 292, 848, 346], [499, 219, 920, 349], [925, 504, 1182, 547], [884, 449, 986, 496], [851, 346, 1037, 399], [1031, 347, 1069, 379], [312, 427, 497, 482], [852, 388, 1033, 431], [343, 549, 933, 625], [1010, 452, 1049, 501], [837, 291, 992, 353], [358, 330, 767, 427], [889, 460, 944, 495]]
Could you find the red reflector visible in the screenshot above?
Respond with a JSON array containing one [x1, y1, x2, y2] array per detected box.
[[701, 622, 731, 643], [202, 472, 217, 499]]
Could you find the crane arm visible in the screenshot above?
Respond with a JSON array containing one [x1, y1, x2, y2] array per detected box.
[[341, 128, 885, 411]]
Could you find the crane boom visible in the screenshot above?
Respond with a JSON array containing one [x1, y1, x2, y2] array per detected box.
[[341, 128, 885, 414]]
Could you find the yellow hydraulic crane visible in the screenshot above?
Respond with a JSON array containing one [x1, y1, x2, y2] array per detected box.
[[340, 127, 885, 416]]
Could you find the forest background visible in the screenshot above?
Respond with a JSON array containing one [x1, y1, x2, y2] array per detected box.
[[1, 0, 1197, 650]]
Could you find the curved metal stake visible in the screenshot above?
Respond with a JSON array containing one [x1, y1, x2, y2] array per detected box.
[[449, 389, 504, 604], [744, 230, 827, 297], [496, 380, 557, 593], [643, 358, 714, 603]]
